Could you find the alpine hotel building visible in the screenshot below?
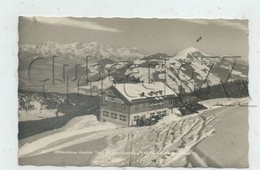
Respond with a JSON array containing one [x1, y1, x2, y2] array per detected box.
[[100, 82, 177, 126]]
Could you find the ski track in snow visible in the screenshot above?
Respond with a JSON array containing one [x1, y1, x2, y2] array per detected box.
[[19, 111, 221, 166], [91, 112, 222, 167]]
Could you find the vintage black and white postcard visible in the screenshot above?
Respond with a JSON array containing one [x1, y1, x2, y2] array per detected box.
[[17, 17, 250, 168]]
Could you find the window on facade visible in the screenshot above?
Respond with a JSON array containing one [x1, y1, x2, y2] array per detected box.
[[111, 113, 118, 119], [133, 116, 140, 121], [119, 115, 126, 121], [103, 111, 109, 117], [108, 92, 112, 97], [162, 110, 167, 116], [113, 102, 117, 108], [121, 104, 125, 110], [143, 103, 146, 108], [169, 99, 174, 104]]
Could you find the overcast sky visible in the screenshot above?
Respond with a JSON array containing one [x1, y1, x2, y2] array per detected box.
[[19, 17, 248, 59]]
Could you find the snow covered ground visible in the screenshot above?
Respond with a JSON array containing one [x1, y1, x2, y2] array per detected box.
[[18, 101, 64, 122], [189, 106, 248, 168], [18, 97, 248, 167], [18, 115, 117, 158], [198, 97, 248, 110]]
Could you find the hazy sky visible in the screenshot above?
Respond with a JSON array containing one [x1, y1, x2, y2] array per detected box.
[[19, 17, 248, 59]]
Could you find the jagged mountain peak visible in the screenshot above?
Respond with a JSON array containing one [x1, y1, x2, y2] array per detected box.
[[173, 47, 209, 62], [19, 41, 145, 63], [177, 47, 207, 56], [180, 46, 200, 52]]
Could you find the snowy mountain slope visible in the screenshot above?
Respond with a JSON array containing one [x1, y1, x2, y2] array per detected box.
[[111, 47, 248, 93], [18, 43, 248, 93]]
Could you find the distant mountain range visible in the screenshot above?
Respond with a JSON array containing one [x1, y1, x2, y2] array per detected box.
[[18, 41, 248, 94], [19, 41, 144, 65]]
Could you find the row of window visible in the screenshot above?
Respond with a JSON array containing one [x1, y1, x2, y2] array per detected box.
[[133, 100, 174, 110], [150, 110, 167, 116], [113, 102, 125, 109], [102, 111, 127, 121], [103, 98, 174, 111], [135, 103, 145, 110], [134, 102, 167, 110], [102, 100, 126, 110], [133, 110, 167, 121], [149, 102, 164, 107]]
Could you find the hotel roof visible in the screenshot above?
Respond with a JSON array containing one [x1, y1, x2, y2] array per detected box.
[[110, 82, 177, 103]]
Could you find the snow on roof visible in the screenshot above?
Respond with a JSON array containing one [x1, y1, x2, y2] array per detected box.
[[112, 82, 177, 102]]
